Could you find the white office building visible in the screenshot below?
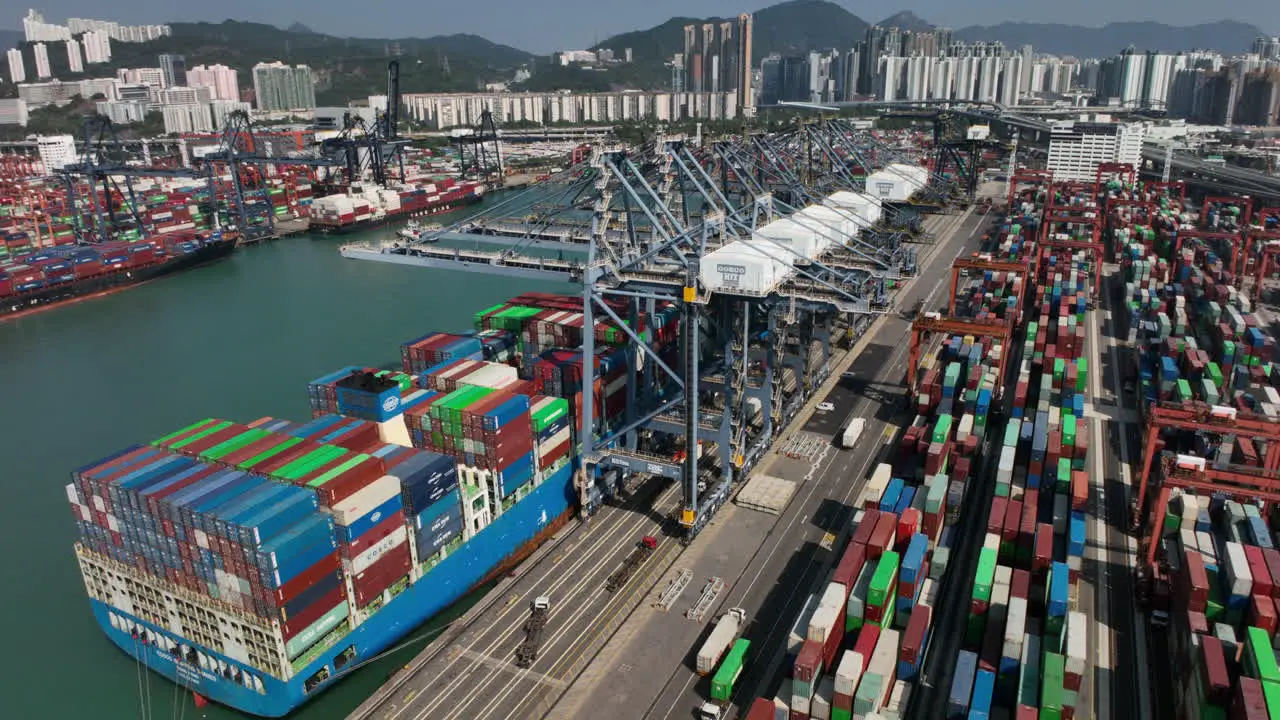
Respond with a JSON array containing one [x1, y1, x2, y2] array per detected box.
[[37, 134, 78, 171], [1047, 120, 1147, 182], [117, 67, 165, 88]]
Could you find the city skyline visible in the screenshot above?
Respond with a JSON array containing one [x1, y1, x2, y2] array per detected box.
[[4, 2, 1277, 55]]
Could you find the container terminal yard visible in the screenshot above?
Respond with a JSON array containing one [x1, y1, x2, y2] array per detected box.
[[43, 97, 1280, 720]]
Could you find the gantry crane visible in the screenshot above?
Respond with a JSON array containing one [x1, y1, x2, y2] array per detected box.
[[346, 124, 907, 539], [947, 255, 1031, 319], [1169, 195, 1254, 282], [1134, 402, 1280, 525], [1007, 169, 1053, 209], [58, 115, 218, 244], [1144, 454, 1280, 567], [1040, 180, 1104, 295], [1248, 206, 1280, 301], [906, 314, 1015, 398]]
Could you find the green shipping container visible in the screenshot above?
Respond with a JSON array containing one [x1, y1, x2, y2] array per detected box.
[[1041, 652, 1065, 711], [153, 418, 220, 446], [202, 428, 270, 460], [1245, 626, 1280, 688], [241, 436, 304, 470], [166, 420, 234, 450], [710, 638, 750, 702], [1075, 358, 1088, 391], [868, 551, 900, 608], [973, 548, 996, 602], [932, 415, 953, 444], [307, 453, 373, 489]]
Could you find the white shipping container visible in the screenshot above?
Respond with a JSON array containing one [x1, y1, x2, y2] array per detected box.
[[1181, 494, 1201, 528], [919, 578, 938, 609], [983, 532, 1001, 553], [868, 628, 900, 710], [847, 563, 874, 622], [789, 594, 820, 655], [348, 526, 409, 575], [819, 581, 847, 612], [1004, 597, 1027, 645], [1197, 531, 1218, 568], [866, 463, 892, 502], [1065, 611, 1089, 677], [331, 475, 401, 525], [807, 605, 837, 643], [696, 608, 746, 674], [1224, 541, 1253, 598], [883, 681, 910, 720], [834, 649, 865, 696], [812, 676, 835, 720], [699, 241, 796, 295]]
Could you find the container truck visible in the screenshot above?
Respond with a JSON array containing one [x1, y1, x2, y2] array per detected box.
[[696, 607, 748, 675], [710, 638, 751, 701], [842, 417, 866, 449]]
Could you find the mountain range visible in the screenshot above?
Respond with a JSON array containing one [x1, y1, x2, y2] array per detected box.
[[0, 3, 1269, 100]]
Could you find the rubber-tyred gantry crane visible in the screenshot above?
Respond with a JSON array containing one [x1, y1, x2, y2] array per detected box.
[[1040, 182, 1104, 295], [906, 314, 1015, 397], [1170, 195, 1254, 282], [1144, 454, 1280, 566], [948, 254, 1031, 319], [1135, 401, 1280, 520], [1247, 206, 1280, 302], [1007, 169, 1053, 208]]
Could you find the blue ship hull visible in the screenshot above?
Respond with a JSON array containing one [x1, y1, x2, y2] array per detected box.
[[90, 464, 577, 717]]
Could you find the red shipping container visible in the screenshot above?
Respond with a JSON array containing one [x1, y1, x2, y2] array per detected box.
[[1070, 471, 1089, 510], [279, 585, 345, 642], [788, 711, 808, 720], [1201, 635, 1232, 707], [793, 639, 823, 683], [897, 508, 921, 547], [867, 513, 897, 559], [1264, 548, 1280, 602], [1011, 568, 1031, 600], [852, 510, 881, 549], [832, 692, 853, 712], [1183, 550, 1209, 612], [1251, 594, 1278, 636], [311, 456, 389, 506], [1233, 677, 1269, 720], [833, 543, 867, 595], [899, 604, 931, 667], [852, 624, 879, 675], [270, 551, 342, 607], [353, 542, 411, 607], [821, 615, 844, 669], [1033, 523, 1053, 572], [744, 698, 775, 720], [1246, 545, 1275, 598], [987, 497, 1007, 536]]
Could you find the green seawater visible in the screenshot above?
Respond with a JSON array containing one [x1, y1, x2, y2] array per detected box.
[[0, 222, 570, 719]]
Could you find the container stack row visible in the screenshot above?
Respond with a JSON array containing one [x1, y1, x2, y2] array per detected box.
[[945, 248, 1096, 720], [742, 286, 1012, 719], [1158, 491, 1280, 717], [1125, 239, 1278, 416], [401, 330, 518, 374]]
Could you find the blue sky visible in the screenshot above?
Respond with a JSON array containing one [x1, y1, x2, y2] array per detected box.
[[13, 1, 1274, 54]]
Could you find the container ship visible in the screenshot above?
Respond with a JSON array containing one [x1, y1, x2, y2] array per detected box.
[[306, 179, 486, 235], [67, 291, 678, 717], [0, 230, 236, 317]]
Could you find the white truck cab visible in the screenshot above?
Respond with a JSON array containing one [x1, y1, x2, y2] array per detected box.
[[533, 596, 551, 612], [696, 702, 722, 720]]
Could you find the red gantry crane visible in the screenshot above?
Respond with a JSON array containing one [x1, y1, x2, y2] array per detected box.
[[906, 314, 1015, 399], [1135, 402, 1280, 533], [1248, 205, 1280, 302], [947, 254, 1032, 319], [1040, 180, 1105, 295]]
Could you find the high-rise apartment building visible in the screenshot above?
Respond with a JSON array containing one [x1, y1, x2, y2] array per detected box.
[[252, 62, 316, 111], [33, 43, 51, 79], [81, 31, 111, 64], [23, 9, 70, 43], [186, 64, 240, 102], [162, 104, 214, 134], [66, 39, 83, 74], [1047, 120, 1146, 182], [37, 134, 78, 171], [6, 48, 25, 84], [678, 17, 752, 111], [159, 54, 186, 88]]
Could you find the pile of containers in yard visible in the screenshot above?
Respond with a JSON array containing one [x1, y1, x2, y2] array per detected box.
[[66, 413, 473, 672], [749, 296, 1011, 718], [944, 243, 1098, 720], [699, 240, 798, 296], [864, 164, 928, 203], [1123, 234, 1274, 410], [823, 191, 883, 230]]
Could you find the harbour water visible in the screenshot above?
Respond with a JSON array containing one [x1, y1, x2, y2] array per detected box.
[[0, 221, 571, 719]]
